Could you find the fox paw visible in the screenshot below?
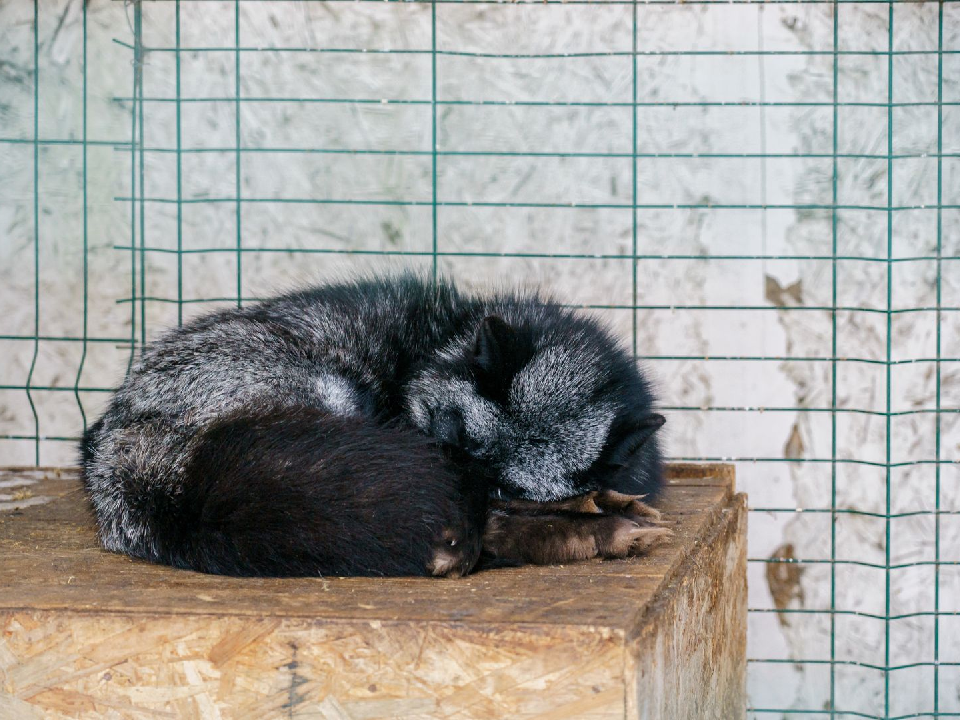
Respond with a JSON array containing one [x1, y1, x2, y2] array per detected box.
[[590, 489, 664, 526], [482, 510, 671, 566], [596, 515, 672, 559], [428, 527, 482, 578]]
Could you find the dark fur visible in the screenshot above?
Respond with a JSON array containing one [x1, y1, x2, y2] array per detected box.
[[81, 275, 665, 577]]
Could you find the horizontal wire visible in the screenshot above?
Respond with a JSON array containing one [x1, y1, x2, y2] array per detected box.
[[749, 711, 959, 720], [0, 435, 83, 443], [0, 334, 133, 344], [110, 294, 960, 315], [104, 294, 959, 321], [751, 508, 960, 519], [662, 406, 959, 417], [114, 146, 960, 162], [750, 608, 960, 621], [112, 197, 960, 212], [750, 658, 960, 672], [110, 245, 954, 264], [750, 558, 960, 571], [102, 1, 960, 7], [636, 355, 960, 365], [0, 385, 114, 393], [672, 457, 958, 468], [106, 144, 954, 160], [0, 137, 131, 147], [114, 96, 960, 109], [120, 43, 960, 58]]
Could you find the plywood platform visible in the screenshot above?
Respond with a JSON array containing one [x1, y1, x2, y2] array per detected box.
[[0, 464, 746, 719]]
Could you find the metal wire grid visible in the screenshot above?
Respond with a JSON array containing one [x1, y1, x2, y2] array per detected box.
[[0, 0, 957, 716]]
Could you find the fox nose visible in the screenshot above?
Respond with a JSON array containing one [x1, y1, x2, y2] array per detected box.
[[431, 409, 464, 447]]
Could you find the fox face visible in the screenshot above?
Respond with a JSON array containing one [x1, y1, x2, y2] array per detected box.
[[406, 313, 665, 502]]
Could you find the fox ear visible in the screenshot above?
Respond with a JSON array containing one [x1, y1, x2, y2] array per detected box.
[[473, 316, 515, 374], [607, 414, 665, 466]]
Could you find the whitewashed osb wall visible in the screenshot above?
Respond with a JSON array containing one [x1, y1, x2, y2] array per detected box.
[[1, 1, 959, 716]]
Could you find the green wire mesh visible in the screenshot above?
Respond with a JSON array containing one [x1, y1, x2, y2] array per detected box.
[[0, 0, 958, 716]]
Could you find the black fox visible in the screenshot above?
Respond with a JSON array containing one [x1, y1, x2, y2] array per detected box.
[[80, 275, 667, 577]]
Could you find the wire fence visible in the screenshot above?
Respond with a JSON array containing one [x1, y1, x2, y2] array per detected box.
[[1, 0, 958, 716]]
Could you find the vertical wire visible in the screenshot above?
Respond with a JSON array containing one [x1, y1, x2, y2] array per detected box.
[[126, 1, 140, 375], [431, 0, 438, 284], [235, 0, 242, 308], [830, 0, 839, 713], [933, 2, 944, 715], [74, 0, 89, 430], [176, 0, 183, 326], [137, 1, 145, 348], [632, 0, 638, 360], [883, 2, 894, 715], [25, 0, 40, 465]]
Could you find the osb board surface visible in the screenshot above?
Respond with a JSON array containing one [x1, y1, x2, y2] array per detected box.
[[1, 612, 629, 720], [0, 464, 733, 632]]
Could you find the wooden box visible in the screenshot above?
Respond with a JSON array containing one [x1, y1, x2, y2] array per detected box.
[[0, 464, 746, 719]]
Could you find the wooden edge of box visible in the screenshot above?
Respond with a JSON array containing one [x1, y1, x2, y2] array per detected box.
[[625, 490, 748, 718], [1, 462, 735, 484], [0, 464, 739, 630]]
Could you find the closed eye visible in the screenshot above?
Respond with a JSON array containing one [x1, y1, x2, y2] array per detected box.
[[528, 437, 550, 446]]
